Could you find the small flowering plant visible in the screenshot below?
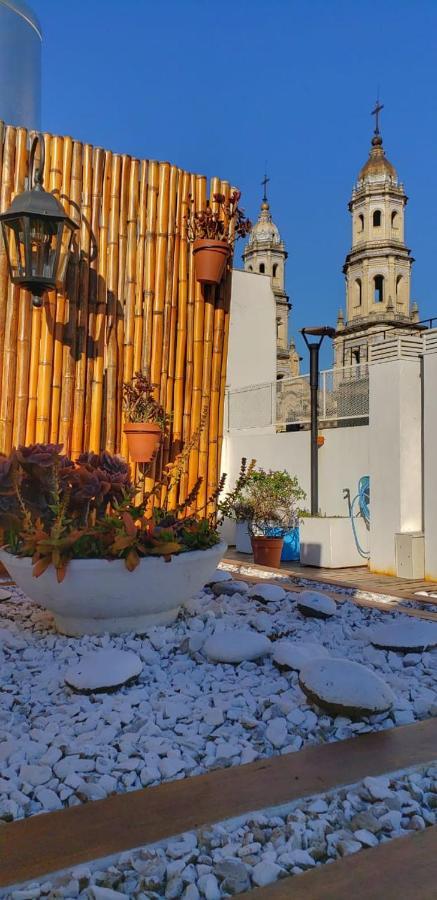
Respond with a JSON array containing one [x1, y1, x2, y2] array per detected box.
[[186, 190, 252, 247], [122, 371, 170, 428]]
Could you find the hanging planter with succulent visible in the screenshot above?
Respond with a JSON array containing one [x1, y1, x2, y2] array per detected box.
[[186, 190, 252, 285], [122, 372, 171, 463]]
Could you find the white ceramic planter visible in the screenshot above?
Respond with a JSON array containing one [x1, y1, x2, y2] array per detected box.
[[0, 542, 227, 636], [236, 520, 252, 554], [299, 517, 367, 568]]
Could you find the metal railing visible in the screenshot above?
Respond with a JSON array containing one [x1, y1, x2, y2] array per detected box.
[[226, 364, 369, 431]]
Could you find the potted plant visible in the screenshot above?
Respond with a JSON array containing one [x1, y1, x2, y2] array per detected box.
[[246, 469, 306, 568], [0, 443, 226, 635], [186, 190, 252, 285], [123, 371, 170, 463], [218, 457, 256, 553]]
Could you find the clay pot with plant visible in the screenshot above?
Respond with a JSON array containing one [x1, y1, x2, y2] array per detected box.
[[245, 469, 306, 568], [186, 190, 252, 285], [123, 372, 170, 463]]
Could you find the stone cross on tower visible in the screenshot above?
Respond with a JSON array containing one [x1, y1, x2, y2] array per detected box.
[[261, 172, 270, 203], [371, 98, 384, 135]]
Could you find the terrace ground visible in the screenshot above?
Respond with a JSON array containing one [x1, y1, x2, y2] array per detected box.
[[1, 557, 437, 898]]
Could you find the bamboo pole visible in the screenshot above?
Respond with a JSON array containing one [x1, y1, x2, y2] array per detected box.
[[171, 171, 190, 451], [133, 160, 148, 375], [115, 154, 131, 453], [204, 180, 231, 512], [1, 128, 27, 451], [141, 160, 159, 376], [83, 146, 105, 449], [50, 135, 73, 443], [160, 167, 182, 502], [179, 173, 197, 504], [58, 140, 82, 452], [89, 149, 112, 452], [120, 157, 139, 459], [196, 176, 222, 512], [105, 153, 122, 454], [186, 175, 208, 507], [71, 143, 93, 457], [0, 124, 15, 406], [160, 164, 178, 408], [35, 134, 63, 442]]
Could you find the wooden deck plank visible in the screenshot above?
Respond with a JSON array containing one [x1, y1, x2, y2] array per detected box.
[[239, 825, 437, 899], [224, 558, 437, 622], [224, 552, 437, 607], [1, 718, 437, 888]]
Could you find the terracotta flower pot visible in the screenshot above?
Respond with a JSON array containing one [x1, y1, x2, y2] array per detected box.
[[251, 536, 284, 568], [123, 422, 162, 463], [193, 239, 230, 284]]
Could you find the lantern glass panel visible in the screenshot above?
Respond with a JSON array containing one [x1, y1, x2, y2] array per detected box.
[[56, 221, 75, 289], [2, 218, 26, 279], [28, 216, 58, 281]]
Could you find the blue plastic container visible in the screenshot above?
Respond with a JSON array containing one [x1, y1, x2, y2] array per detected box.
[[265, 526, 300, 562], [281, 527, 300, 561]]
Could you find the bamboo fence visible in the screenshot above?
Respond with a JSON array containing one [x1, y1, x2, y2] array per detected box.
[[0, 124, 235, 513]]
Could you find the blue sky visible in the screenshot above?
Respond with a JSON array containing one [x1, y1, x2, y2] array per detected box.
[[32, 0, 437, 368]]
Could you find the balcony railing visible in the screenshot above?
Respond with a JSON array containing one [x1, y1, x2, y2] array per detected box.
[[226, 364, 369, 431]]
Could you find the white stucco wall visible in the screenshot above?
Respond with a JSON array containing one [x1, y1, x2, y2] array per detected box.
[[221, 426, 369, 519], [424, 346, 437, 579], [368, 358, 422, 576], [227, 269, 277, 390]]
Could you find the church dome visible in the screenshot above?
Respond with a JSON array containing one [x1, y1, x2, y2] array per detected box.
[[357, 134, 397, 185], [247, 200, 282, 246]]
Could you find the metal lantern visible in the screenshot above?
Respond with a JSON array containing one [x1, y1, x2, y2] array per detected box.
[[0, 133, 78, 307]]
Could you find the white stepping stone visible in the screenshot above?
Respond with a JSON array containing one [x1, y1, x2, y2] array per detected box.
[[206, 568, 232, 585], [297, 590, 337, 619], [368, 620, 437, 652], [248, 583, 286, 603], [212, 579, 249, 596], [273, 640, 329, 672], [299, 658, 396, 717], [0, 587, 12, 601], [65, 649, 143, 693], [203, 629, 272, 663]]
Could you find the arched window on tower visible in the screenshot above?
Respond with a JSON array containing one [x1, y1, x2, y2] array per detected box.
[[357, 214, 364, 233], [373, 210, 382, 227], [259, 263, 265, 274], [396, 274, 404, 304], [248, 265, 253, 271], [391, 210, 399, 230], [272, 263, 278, 278], [374, 275, 384, 303], [354, 278, 362, 307]]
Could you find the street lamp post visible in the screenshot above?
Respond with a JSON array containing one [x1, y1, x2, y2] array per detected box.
[[0, 133, 78, 307], [301, 326, 336, 516]]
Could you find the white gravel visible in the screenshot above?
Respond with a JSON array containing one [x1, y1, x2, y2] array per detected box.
[[4, 764, 437, 898], [0, 579, 437, 825]]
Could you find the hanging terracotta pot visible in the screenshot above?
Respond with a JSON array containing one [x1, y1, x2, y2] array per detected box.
[[193, 239, 230, 284], [123, 422, 162, 463], [251, 536, 284, 568]]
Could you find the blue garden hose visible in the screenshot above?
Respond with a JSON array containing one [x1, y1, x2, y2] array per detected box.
[[349, 475, 370, 559]]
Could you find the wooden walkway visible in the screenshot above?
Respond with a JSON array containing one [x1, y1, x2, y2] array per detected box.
[[2, 718, 437, 889], [240, 825, 437, 900]]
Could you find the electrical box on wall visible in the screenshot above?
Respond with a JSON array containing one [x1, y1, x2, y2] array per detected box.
[[395, 532, 425, 579]]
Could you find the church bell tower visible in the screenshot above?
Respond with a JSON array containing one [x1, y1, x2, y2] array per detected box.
[[242, 178, 294, 378], [334, 102, 420, 368]]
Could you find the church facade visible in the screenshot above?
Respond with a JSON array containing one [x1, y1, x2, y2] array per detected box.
[[334, 110, 421, 368]]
